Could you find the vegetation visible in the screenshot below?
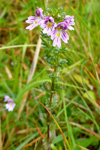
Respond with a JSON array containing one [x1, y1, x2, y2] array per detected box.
[[0, 0, 100, 149]]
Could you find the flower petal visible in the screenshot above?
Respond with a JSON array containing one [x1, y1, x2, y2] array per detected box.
[[64, 15, 75, 30], [5, 103, 10, 109], [47, 29, 52, 36], [68, 26, 74, 30], [26, 24, 36, 30], [57, 38, 61, 48], [26, 20, 34, 23], [25, 16, 36, 23], [28, 16, 36, 20], [40, 20, 46, 28], [51, 29, 56, 40], [35, 8, 43, 18], [4, 95, 10, 102], [53, 37, 61, 48], [43, 28, 48, 34], [53, 38, 58, 47], [62, 32, 69, 43], [5, 103, 16, 111]]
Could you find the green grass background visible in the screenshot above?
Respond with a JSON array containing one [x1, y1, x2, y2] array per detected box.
[[0, 0, 100, 149]]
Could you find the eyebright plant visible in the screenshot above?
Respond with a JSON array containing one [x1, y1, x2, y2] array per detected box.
[[10, 62, 17, 66], [4, 95, 16, 111], [25, 7, 75, 149]]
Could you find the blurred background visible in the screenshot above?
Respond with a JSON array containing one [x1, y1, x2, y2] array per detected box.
[[0, 0, 100, 150]]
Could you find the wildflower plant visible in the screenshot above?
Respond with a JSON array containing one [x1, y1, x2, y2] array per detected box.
[[26, 7, 75, 149], [4, 95, 16, 111]]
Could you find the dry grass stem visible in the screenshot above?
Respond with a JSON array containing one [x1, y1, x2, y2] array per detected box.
[[17, 36, 41, 120], [70, 122, 100, 139]]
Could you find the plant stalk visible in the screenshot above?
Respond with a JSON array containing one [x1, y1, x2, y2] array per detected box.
[[47, 67, 56, 150]]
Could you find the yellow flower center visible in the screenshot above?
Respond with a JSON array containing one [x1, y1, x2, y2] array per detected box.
[[34, 21, 38, 24], [10, 102, 13, 106], [47, 24, 52, 28], [56, 33, 61, 37]]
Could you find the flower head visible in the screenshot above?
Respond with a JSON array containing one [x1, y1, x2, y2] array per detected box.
[[4, 95, 16, 111], [26, 8, 44, 30], [41, 16, 56, 36], [11, 62, 17, 66], [51, 22, 69, 48], [35, 8, 43, 18], [64, 15, 75, 30], [4, 95, 10, 102]]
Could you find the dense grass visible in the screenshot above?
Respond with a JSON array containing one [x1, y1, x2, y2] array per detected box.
[[0, 0, 100, 150]]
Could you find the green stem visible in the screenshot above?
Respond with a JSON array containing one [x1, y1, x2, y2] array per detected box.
[[62, 89, 74, 150], [47, 67, 56, 150]]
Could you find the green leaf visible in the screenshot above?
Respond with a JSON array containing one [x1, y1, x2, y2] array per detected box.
[[73, 74, 89, 85], [15, 132, 39, 150], [83, 91, 96, 101], [77, 136, 98, 148]]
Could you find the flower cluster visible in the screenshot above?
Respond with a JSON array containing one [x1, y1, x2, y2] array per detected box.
[[4, 95, 16, 111], [26, 8, 75, 48]]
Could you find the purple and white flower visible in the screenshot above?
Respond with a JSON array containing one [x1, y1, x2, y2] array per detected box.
[[41, 16, 56, 36], [11, 62, 17, 66], [4, 95, 16, 111], [4, 95, 10, 102], [51, 22, 69, 48], [35, 8, 43, 18], [26, 8, 44, 30], [64, 15, 75, 30]]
